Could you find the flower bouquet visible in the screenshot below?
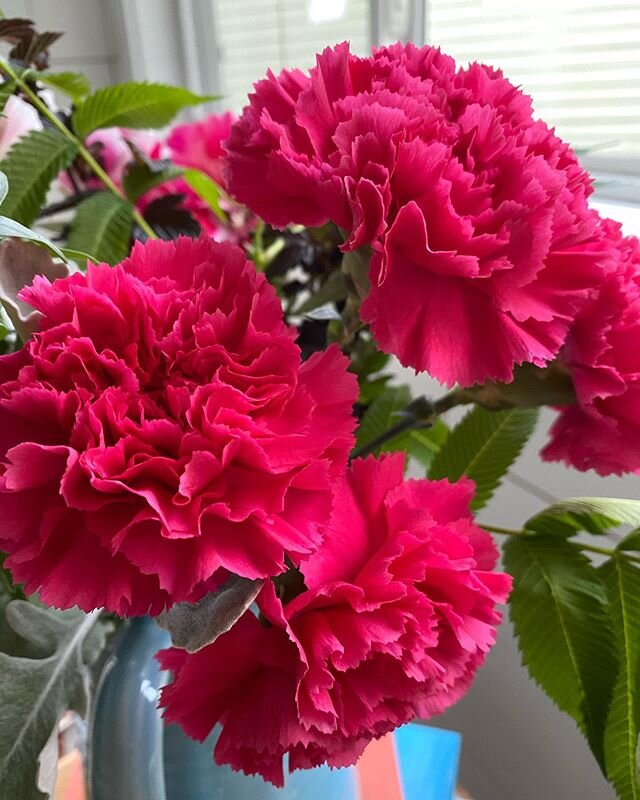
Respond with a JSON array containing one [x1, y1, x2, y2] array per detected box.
[[0, 14, 638, 800]]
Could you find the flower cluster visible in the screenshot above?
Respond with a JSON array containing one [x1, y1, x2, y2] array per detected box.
[[226, 42, 608, 388], [62, 113, 254, 244], [543, 219, 640, 475], [7, 34, 637, 792], [159, 454, 510, 785], [0, 237, 357, 614]]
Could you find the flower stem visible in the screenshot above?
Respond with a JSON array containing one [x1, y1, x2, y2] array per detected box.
[[0, 59, 157, 240], [350, 390, 470, 459], [481, 523, 640, 564]]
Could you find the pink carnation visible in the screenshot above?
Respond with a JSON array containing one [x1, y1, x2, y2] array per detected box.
[[226, 42, 607, 387], [542, 220, 640, 475], [158, 453, 510, 785], [59, 127, 159, 192], [0, 237, 357, 614], [0, 95, 42, 159]]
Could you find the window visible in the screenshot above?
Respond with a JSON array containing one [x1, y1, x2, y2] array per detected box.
[[215, 0, 369, 111], [199, 1, 640, 200], [428, 0, 640, 166]]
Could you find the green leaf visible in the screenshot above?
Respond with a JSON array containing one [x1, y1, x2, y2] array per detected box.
[[122, 161, 183, 204], [601, 554, 640, 800], [0, 214, 67, 262], [0, 128, 77, 225], [527, 498, 640, 538], [73, 82, 215, 139], [59, 247, 98, 267], [183, 168, 226, 222], [355, 384, 411, 456], [428, 406, 538, 511], [405, 421, 450, 471], [37, 71, 91, 103], [296, 271, 348, 315], [0, 601, 109, 800], [0, 81, 15, 113], [618, 528, 640, 552], [66, 192, 134, 265], [505, 535, 617, 772]]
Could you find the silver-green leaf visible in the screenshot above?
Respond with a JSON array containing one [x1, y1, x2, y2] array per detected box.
[[0, 602, 109, 800], [0, 238, 69, 340], [158, 576, 264, 653]]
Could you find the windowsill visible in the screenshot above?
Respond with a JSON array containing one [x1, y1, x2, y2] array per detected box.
[[592, 196, 640, 236]]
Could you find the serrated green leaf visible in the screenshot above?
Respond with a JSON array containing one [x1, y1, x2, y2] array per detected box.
[[122, 161, 183, 204], [505, 535, 616, 773], [183, 168, 226, 222], [0, 128, 77, 225], [355, 384, 411, 456], [601, 554, 640, 800], [405, 421, 450, 471], [66, 192, 134, 265], [37, 71, 90, 102], [73, 82, 215, 139], [527, 498, 640, 538], [428, 406, 538, 511], [0, 601, 109, 800]]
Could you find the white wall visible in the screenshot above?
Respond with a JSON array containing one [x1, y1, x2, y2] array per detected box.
[[2, 0, 119, 89]]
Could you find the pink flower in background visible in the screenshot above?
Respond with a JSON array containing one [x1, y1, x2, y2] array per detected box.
[[0, 95, 42, 159], [226, 42, 608, 387], [0, 237, 357, 615], [159, 453, 510, 785], [167, 111, 235, 189], [543, 220, 640, 475], [58, 127, 159, 192], [61, 114, 254, 244]]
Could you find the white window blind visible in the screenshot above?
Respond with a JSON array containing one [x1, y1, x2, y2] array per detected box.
[[428, 0, 640, 161], [215, 0, 369, 112]]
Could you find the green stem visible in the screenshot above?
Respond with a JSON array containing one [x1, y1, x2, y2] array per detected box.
[[351, 389, 470, 460], [481, 523, 640, 564], [0, 59, 157, 240]]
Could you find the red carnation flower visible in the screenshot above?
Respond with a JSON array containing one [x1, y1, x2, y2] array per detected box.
[[158, 453, 510, 785], [226, 42, 607, 387], [0, 237, 357, 614], [543, 220, 640, 475]]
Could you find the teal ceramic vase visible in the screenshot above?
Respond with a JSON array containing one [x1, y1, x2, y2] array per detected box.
[[89, 617, 358, 800]]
